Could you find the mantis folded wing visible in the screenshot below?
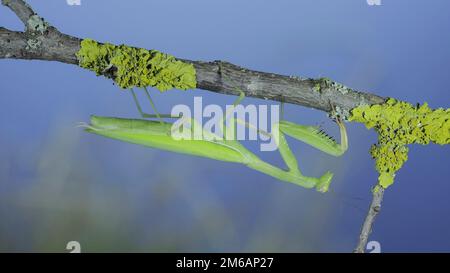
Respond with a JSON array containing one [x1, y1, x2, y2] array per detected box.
[[83, 91, 348, 192]]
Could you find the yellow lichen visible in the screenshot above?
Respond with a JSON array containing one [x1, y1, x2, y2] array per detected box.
[[76, 39, 196, 91], [349, 98, 450, 188]]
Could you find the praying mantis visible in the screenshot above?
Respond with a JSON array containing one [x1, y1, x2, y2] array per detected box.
[[81, 85, 348, 192]]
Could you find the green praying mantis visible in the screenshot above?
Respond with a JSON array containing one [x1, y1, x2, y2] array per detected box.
[[81, 84, 348, 192]]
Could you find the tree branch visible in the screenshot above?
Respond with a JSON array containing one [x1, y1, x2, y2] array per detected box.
[[1, 0, 34, 26], [0, 1, 385, 115], [354, 187, 385, 253], [1, 0, 387, 252]]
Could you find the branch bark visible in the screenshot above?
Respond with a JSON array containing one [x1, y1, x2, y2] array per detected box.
[[1, 0, 386, 253], [1, 0, 34, 25], [354, 187, 385, 253]]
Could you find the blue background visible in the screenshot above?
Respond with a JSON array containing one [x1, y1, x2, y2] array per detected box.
[[0, 0, 449, 252]]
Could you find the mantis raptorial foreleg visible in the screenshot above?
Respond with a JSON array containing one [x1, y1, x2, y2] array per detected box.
[[217, 69, 348, 156], [209, 91, 343, 191], [278, 118, 348, 157], [214, 83, 347, 191]]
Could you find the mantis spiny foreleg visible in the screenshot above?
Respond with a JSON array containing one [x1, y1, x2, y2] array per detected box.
[[216, 72, 348, 191]]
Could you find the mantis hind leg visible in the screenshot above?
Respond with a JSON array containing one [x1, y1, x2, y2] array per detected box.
[[220, 90, 245, 139], [130, 88, 182, 121], [219, 90, 271, 139]]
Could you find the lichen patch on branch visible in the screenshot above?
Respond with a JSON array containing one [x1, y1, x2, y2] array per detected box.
[[350, 98, 450, 188], [25, 38, 41, 51], [26, 14, 48, 34], [76, 39, 197, 91], [313, 77, 352, 95]]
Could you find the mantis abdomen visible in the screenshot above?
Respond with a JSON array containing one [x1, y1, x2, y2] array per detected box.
[[86, 116, 251, 164]]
